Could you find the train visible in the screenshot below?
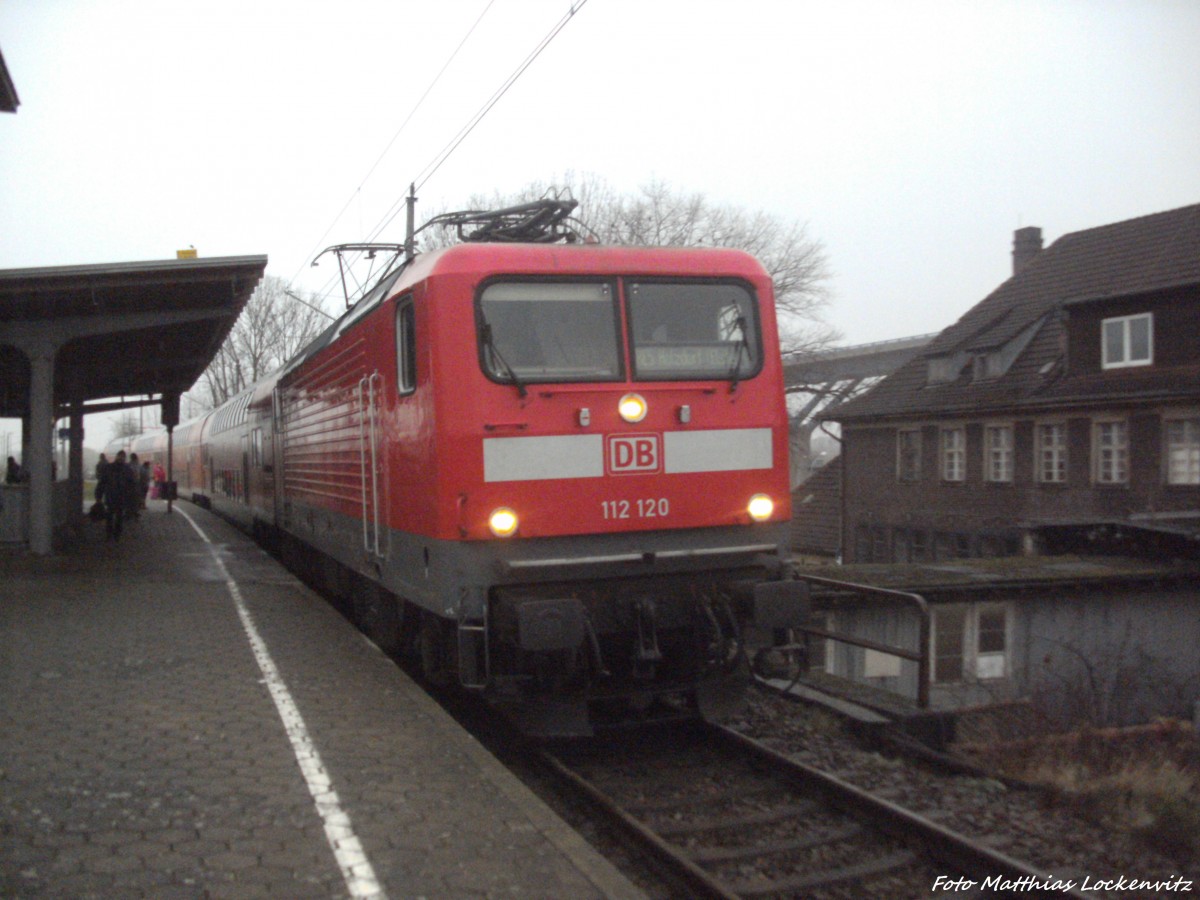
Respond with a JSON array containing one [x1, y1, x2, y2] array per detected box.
[[129, 210, 809, 736]]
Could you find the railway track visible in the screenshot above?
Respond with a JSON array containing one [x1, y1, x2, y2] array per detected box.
[[537, 721, 1093, 899]]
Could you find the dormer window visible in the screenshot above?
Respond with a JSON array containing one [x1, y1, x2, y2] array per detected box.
[[972, 353, 1004, 381], [1102, 313, 1152, 369], [927, 352, 968, 385]]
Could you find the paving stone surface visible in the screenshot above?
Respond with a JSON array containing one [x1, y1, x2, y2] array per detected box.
[[1, 502, 644, 899]]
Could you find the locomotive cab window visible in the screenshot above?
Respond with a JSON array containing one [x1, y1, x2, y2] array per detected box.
[[396, 298, 416, 394], [478, 282, 622, 384], [627, 281, 761, 381]]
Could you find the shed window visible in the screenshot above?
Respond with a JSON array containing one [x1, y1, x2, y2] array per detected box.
[[933, 607, 966, 684], [976, 607, 1007, 679], [1102, 313, 1152, 369], [932, 604, 1010, 685]]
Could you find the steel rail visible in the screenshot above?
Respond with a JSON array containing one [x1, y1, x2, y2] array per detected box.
[[536, 748, 739, 900], [537, 721, 1098, 900], [708, 724, 1098, 900], [538, 735, 925, 897]]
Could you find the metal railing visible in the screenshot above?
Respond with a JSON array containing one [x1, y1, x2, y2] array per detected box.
[[794, 574, 931, 708]]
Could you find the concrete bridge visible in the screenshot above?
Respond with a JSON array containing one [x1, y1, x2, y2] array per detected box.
[[783, 333, 934, 485]]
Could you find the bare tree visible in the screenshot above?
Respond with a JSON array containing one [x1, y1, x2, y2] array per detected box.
[[197, 275, 331, 410], [109, 411, 143, 442], [1032, 620, 1195, 729], [421, 174, 837, 356]]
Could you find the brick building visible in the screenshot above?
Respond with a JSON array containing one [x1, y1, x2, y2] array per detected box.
[[826, 203, 1200, 564], [806, 204, 1200, 722]]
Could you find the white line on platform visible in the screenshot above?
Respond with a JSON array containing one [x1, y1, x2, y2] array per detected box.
[[178, 507, 387, 900]]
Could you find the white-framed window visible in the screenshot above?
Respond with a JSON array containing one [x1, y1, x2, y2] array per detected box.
[[1036, 422, 1067, 483], [896, 429, 921, 482], [984, 424, 1013, 483], [1094, 419, 1129, 484], [1166, 417, 1200, 485], [931, 603, 1010, 684], [1102, 313, 1153, 369], [941, 426, 965, 482], [817, 611, 836, 675]]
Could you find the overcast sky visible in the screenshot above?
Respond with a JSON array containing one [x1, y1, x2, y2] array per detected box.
[[2, 0, 1200, 447]]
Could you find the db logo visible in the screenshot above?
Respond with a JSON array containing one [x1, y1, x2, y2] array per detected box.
[[606, 434, 661, 475]]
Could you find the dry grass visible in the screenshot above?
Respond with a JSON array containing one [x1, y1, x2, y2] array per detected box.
[[1047, 756, 1196, 863], [959, 719, 1200, 866]]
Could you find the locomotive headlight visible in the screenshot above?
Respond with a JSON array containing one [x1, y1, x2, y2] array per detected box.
[[618, 393, 648, 423], [488, 507, 519, 537], [747, 494, 775, 522]]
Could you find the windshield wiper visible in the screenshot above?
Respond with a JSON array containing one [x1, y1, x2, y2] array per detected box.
[[481, 322, 527, 398], [727, 315, 751, 391]]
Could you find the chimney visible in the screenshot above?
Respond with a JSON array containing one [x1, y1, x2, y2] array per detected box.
[[1012, 226, 1043, 274]]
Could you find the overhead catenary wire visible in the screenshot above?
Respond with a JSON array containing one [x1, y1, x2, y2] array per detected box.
[[415, 0, 588, 193], [287, 0, 500, 291], [303, 0, 590, 311], [283, 289, 334, 321], [366, 0, 589, 243]]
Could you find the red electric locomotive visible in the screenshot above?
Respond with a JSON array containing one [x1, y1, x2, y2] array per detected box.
[[169, 204, 809, 735]]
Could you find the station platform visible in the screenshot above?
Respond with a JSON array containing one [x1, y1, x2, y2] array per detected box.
[[0, 500, 646, 899]]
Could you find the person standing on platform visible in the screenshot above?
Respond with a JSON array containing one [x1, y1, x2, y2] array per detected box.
[[94, 453, 109, 503], [99, 450, 136, 540], [152, 461, 166, 499], [138, 460, 151, 510], [128, 454, 141, 519]]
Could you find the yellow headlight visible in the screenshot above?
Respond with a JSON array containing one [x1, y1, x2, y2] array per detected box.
[[747, 494, 774, 522], [488, 507, 519, 537], [618, 393, 648, 423]]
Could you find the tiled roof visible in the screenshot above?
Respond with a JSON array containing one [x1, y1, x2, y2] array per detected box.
[[828, 203, 1200, 422], [789, 455, 841, 557]]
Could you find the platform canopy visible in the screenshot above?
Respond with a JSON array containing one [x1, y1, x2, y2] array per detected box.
[[0, 255, 267, 418], [0, 254, 266, 555]]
